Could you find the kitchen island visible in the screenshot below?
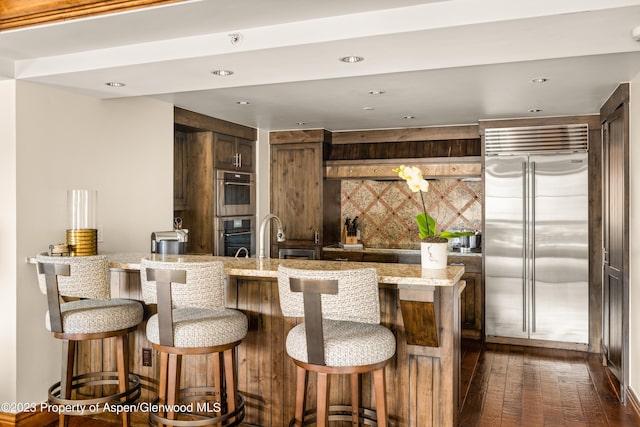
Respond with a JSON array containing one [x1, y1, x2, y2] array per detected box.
[[92, 254, 465, 427]]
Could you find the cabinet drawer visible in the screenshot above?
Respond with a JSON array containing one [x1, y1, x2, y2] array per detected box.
[[449, 255, 481, 273], [363, 253, 398, 263], [322, 251, 363, 262]]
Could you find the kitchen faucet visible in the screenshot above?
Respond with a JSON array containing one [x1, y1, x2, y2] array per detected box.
[[234, 247, 249, 258], [258, 214, 286, 258]]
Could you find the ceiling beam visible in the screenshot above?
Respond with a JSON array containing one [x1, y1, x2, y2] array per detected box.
[[0, 0, 184, 31]]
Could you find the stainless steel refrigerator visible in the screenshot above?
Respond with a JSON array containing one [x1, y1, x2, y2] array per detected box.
[[484, 125, 589, 345]]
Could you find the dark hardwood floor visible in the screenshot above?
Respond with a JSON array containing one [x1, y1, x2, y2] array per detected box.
[[47, 341, 640, 426], [460, 341, 640, 427]]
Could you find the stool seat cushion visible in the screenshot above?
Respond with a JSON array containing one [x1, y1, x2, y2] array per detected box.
[[46, 298, 143, 334], [146, 307, 248, 348], [286, 320, 396, 367]]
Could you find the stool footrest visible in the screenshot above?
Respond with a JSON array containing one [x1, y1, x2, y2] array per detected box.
[[47, 371, 141, 415], [290, 405, 392, 427], [148, 391, 245, 427]]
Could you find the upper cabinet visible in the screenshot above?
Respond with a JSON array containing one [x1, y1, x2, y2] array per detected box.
[[214, 133, 255, 172]]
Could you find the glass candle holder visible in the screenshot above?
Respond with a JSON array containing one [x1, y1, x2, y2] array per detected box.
[[67, 189, 97, 230], [66, 190, 98, 256]]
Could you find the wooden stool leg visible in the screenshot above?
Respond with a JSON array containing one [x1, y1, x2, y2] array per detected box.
[[317, 372, 330, 427], [350, 373, 359, 426], [166, 354, 182, 422], [116, 334, 131, 427], [293, 365, 308, 427], [373, 368, 388, 427], [157, 352, 169, 427], [59, 340, 75, 427], [223, 348, 237, 413], [212, 352, 223, 426]]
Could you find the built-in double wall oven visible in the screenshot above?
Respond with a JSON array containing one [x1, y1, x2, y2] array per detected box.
[[215, 170, 256, 256]]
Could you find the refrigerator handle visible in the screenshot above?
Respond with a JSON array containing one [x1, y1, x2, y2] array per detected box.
[[522, 161, 528, 333], [531, 161, 537, 333]]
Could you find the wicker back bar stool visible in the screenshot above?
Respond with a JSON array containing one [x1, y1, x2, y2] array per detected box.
[[35, 253, 143, 427], [277, 266, 396, 427], [140, 258, 247, 427]]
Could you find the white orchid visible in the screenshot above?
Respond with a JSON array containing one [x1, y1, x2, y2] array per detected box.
[[394, 165, 430, 192]]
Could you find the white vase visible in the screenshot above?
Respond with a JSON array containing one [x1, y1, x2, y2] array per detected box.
[[420, 241, 448, 269]]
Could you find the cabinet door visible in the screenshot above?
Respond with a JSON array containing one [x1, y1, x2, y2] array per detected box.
[[460, 272, 483, 339], [173, 131, 187, 210], [214, 132, 238, 170], [236, 137, 255, 171], [271, 143, 323, 245], [602, 103, 628, 392]]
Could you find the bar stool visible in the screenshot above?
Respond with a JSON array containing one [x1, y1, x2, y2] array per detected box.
[[277, 266, 396, 427], [140, 258, 247, 427], [35, 253, 143, 427]]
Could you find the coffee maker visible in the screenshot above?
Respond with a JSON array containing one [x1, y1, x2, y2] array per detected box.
[[150, 229, 188, 254]]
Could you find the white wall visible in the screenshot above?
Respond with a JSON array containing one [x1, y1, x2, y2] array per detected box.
[[0, 80, 18, 405], [8, 81, 174, 405], [629, 74, 640, 401]]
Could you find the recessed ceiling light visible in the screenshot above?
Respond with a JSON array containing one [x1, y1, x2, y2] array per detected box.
[[296, 122, 308, 126], [403, 115, 415, 120], [211, 69, 234, 76], [363, 107, 375, 111], [236, 101, 250, 105], [528, 108, 543, 113], [531, 78, 548, 83], [105, 82, 126, 87], [368, 89, 385, 95], [339, 56, 364, 63]]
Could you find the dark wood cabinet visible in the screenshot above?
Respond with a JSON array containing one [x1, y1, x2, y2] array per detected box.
[[601, 83, 629, 400], [460, 272, 482, 339], [214, 133, 254, 172], [174, 107, 257, 254], [269, 130, 341, 256], [448, 256, 483, 340], [176, 131, 215, 254], [173, 130, 187, 211]]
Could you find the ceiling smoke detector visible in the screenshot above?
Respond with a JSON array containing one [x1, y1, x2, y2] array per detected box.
[[229, 33, 243, 46]]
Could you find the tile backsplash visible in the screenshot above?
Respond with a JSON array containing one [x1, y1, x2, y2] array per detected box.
[[341, 179, 482, 249]]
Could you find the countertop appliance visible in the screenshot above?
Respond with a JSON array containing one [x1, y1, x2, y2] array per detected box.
[[151, 229, 188, 254], [484, 124, 589, 345]]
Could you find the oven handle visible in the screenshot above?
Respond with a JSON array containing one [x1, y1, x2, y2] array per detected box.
[[223, 231, 253, 237], [224, 182, 252, 186]]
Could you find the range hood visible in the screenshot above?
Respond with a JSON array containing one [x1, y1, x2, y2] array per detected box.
[[324, 157, 482, 180]]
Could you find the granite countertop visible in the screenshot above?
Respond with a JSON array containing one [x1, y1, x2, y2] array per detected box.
[[105, 252, 464, 287], [322, 244, 482, 257]]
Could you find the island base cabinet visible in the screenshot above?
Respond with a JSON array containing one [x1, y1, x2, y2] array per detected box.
[[77, 270, 462, 427], [228, 277, 462, 427]]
